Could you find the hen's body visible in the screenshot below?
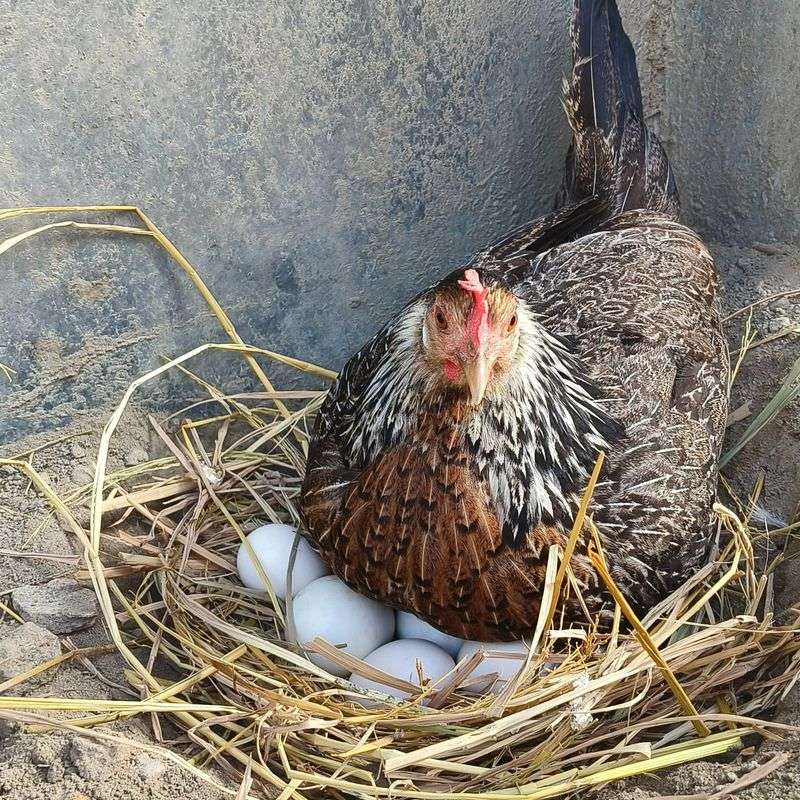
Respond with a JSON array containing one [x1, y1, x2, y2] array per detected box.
[[301, 0, 728, 640]]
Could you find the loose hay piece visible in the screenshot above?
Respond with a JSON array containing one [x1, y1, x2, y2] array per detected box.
[[2, 207, 800, 800]]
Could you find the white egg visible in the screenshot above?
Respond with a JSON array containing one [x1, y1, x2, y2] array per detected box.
[[457, 640, 530, 693], [236, 523, 328, 599], [350, 639, 456, 700], [395, 611, 462, 657], [292, 575, 395, 677]]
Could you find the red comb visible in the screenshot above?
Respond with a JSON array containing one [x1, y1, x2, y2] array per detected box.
[[458, 269, 490, 350]]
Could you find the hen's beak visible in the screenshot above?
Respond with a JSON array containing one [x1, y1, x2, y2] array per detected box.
[[464, 353, 491, 406]]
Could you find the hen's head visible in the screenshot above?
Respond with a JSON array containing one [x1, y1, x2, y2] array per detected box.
[[422, 269, 521, 406]]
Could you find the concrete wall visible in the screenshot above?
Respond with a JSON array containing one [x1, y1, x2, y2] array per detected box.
[[663, 0, 800, 243], [1, 0, 797, 442]]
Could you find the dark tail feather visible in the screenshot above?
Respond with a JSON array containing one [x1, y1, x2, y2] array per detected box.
[[555, 0, 679, 218]]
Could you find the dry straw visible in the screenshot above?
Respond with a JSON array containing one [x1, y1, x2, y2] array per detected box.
[[1, 206, 800, 799]]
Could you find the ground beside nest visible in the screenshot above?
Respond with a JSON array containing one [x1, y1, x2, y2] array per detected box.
[[0, 728, 228, 800], [1, 241, 799, 797], [0, 410, 228, 799], [602, 686, 800, 799]]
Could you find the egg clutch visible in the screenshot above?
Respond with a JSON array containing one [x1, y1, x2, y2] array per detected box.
[[237, 523, 529, 700]]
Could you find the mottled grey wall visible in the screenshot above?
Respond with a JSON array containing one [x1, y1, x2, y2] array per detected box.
[[1, 0, 797, 442], [663, 0, 800, 243]]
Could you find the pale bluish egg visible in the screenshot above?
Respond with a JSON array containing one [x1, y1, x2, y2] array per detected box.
[[236, 523, 328, 599], [292, 575, 395, 677], [395, 610, 462, 657], [457, 640, 529, 693], [350, 638, 455, 700]]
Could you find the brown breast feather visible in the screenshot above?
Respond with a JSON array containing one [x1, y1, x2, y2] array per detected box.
[[303, 407, 595, 641]]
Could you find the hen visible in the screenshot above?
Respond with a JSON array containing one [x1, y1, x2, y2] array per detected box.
[[301, 0, 729, 641]]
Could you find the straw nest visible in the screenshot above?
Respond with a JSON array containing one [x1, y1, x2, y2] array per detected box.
[[2, 207, 800, 800]]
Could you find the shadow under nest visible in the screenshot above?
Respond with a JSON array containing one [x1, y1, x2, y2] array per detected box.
[[2, 207, 800, 800]]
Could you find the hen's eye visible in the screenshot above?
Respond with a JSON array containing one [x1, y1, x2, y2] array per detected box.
[[435, 309, 448, 330], [507, 314, 518, 332]]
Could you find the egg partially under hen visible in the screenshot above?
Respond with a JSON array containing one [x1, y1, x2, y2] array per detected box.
[[395, 611, 462, 657], [236, 523, 328, 599]]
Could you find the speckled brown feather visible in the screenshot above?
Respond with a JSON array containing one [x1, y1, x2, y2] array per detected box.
[[303, 395, 596, 639], [499, 214, 728, 609]]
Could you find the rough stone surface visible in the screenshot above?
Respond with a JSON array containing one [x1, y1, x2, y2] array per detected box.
[[0, 728, 228, 800], [11, 578, 98, 635], [68, 737, 117, 783], [0, 622, 60, 684], [123, 445, 149, 467], [0, 718, 21, 741], [134, 753, 168, 783]]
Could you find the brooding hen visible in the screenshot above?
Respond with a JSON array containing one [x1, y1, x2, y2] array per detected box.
[[301, 0, 728, 641]]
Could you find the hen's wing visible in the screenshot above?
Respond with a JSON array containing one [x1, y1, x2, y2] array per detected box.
[[509, 210, 728, 606], [301, 325, 391, 544]]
